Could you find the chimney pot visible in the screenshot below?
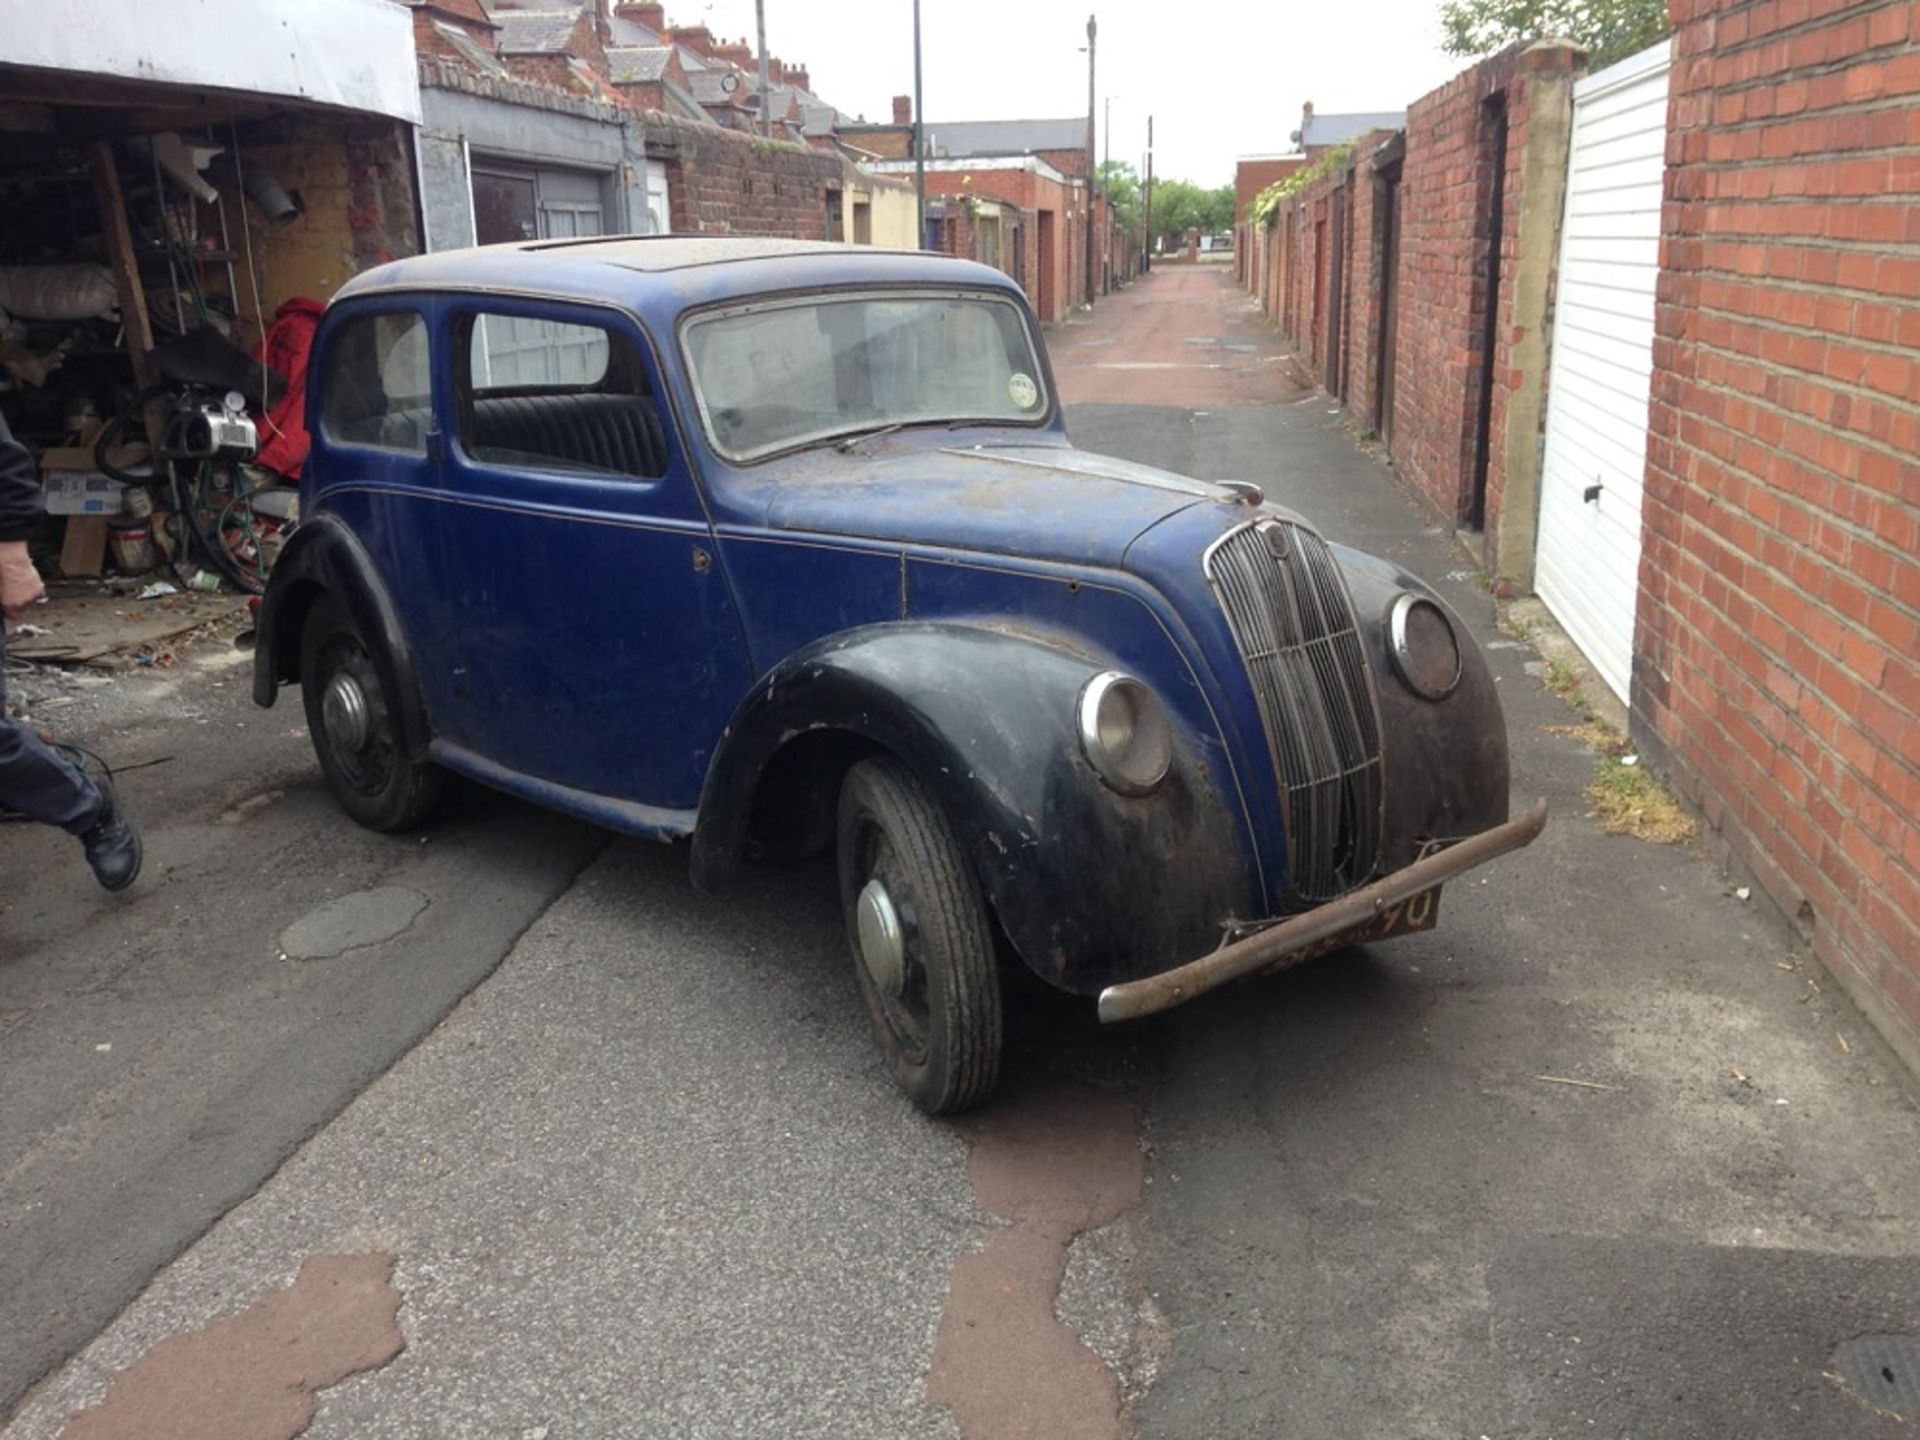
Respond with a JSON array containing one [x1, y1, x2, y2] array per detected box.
[[614, 0, 665, 33], [667, 22, 713, 55], [892, 94, 912, 125]]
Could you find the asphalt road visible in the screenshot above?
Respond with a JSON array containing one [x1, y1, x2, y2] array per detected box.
[[7, 265, 1919, 1438], [0, 652, 605, 1412]]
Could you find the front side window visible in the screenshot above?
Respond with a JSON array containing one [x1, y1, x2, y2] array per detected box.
[[321, 310, 431, 453], [457, 310, 667, 479], [683, 291, 1049, 463]]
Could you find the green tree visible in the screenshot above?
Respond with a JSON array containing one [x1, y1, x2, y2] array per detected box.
[[1438, 0, 1670, 69], [1096, 160, 1142, 235], [1149, 179, 1236, 242]]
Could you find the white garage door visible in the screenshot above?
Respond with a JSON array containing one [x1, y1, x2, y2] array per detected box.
[[1535, 40, 1672, 703]]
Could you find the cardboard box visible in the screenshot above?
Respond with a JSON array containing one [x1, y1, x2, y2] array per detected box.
[[38, 443, 150, 516], [42, 471, 125, 515]]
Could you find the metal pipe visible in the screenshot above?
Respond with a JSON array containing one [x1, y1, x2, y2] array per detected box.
[[1096, 799, 1550, 1023]]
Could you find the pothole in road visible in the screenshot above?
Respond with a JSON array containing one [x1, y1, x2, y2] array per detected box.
[[1833, 1333, 1920, 1420], [279, 886, 429, 961]]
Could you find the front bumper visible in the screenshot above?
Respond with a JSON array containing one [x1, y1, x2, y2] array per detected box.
[[1096, 799, 1549, 1022]]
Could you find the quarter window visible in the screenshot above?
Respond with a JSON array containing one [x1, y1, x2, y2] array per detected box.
[[457, 310, 668, 480], [321, 310, 431, 453]]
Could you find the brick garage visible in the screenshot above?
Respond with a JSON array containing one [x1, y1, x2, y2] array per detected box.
[[1637, 0, 1920, 1071], [871, 158, 1083, 322]]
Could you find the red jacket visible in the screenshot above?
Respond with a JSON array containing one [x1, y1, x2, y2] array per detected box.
[[251, 297, 325, 479]]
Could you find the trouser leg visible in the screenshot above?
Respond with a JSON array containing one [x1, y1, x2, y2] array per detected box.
[[0, 628, 102, 834]]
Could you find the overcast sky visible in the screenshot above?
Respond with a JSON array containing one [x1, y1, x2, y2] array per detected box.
[[684, 0, 1467, 186]]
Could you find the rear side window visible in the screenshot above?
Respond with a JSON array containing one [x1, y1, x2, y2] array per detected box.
[[321, 311, 431, 453], [456, 310, 667, 480]]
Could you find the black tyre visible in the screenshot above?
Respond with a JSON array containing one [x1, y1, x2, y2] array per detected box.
[[837, 756, 1003, 1114], [299, 594, 442, 832]]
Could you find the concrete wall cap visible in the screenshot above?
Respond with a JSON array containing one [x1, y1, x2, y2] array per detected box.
[[1519, 37, 1587, 72]]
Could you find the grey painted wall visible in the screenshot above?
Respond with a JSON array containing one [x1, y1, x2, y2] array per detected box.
[[417, 86, 650, 252]]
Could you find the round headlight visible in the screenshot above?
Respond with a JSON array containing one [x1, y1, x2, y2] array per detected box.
[[1388, 593, 1462, 700], [1077, 672, 1173, 796]]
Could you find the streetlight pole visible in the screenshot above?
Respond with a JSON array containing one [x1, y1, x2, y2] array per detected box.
[[913, 0, 926, 248], [1103, 95, 1115, 284], [1083, 14, 1096, 306], [1143, 113, 1153, 273]]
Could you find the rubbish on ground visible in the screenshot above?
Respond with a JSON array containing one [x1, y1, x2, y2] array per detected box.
[[1734, 886, 1751, 900], [137, 581, 180, 599], [1534, 1075, 1622, 1092], [1835, 1031, 1852, 1055]]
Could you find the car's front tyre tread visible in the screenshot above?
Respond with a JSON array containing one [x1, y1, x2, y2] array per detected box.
[[839, 757, 1002, 1114]]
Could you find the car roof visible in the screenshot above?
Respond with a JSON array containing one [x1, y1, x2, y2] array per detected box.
[[330, 236, 1026, 315]]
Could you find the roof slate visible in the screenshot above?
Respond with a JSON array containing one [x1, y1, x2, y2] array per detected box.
[[1298, 111, 1405, 146], [925, 117, 1088, 157], [493, 8, 581, 54], [606, 44, 675, 82]]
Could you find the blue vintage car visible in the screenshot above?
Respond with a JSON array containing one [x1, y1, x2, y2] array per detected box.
[[254, 237, 1545, 1113]]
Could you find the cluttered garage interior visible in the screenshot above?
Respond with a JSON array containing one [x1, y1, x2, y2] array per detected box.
[[0, 0, 419, 676]]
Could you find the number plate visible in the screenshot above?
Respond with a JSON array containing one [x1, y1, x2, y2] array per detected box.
[[1257, 886, 1443, 977]]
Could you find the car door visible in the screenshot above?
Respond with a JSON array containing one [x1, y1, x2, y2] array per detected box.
[[308, 299, 449, 673], [424, 297, 753, 813]]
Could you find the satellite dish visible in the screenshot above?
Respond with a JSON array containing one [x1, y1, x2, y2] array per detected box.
[[721, 73, 740, 94]]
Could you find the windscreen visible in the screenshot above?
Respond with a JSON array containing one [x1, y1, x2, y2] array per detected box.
[[683, 292, 1048, 462]]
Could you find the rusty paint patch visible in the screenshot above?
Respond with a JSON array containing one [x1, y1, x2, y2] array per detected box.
[[927, 1079, 1142, 1440], [56, 1254, 404, 1440]]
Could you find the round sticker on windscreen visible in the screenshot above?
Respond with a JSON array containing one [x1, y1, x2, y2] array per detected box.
[[1008, 372, 1040, 410]]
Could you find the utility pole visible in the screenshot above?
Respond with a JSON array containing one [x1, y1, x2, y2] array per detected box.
[[1083, 13, 1096, 306], [1103, 95, 1113, 286], [1143, 114, 1153, 273], [913, 0, 926, 247], [755, 0, 770, 139]]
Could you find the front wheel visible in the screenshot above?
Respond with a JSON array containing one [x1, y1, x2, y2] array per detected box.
[[837, 757, 1003, 1114], [299, 594, 442, 832]]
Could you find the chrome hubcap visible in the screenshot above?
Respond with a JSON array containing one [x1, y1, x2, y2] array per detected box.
[[321, 672, 371, 753], [855, 878, 906, 999]]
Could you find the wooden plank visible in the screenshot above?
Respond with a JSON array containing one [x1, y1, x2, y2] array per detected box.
[[88, 142, 161, 397], [58, 516, 110, 578]]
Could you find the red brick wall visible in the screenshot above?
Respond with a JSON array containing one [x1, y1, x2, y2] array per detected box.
[[1638, 0, 1920, 1071], [657, 113, 851, 239], [1390, 47, 1523, 526]]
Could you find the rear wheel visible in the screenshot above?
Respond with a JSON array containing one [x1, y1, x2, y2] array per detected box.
[[299, 594, 442, 832], [837, 757, 1003, 1115]]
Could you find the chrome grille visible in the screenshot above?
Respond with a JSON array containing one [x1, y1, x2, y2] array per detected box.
[[1205, 519, 1384, 904]]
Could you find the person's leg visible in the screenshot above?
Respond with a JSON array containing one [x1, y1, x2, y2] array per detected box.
[[0, 627, 102, 832]]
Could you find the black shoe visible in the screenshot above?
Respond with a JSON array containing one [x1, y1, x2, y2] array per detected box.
[[79, 781, 142, 892]]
